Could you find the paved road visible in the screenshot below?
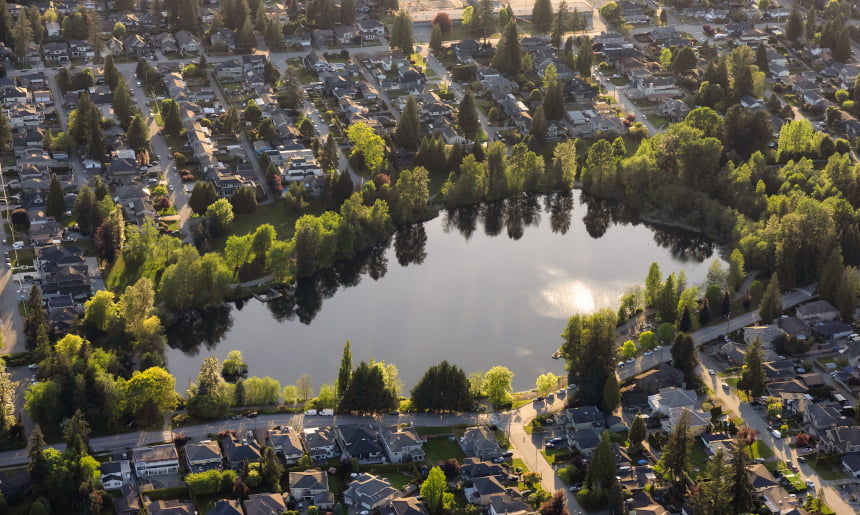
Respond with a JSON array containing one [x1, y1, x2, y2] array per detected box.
[[618, 283, 816, 380], [504, 394, 594, 515], [698, 353, 858, 515]]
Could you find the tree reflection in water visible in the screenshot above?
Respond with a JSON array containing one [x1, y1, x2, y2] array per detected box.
[[167, 191, 716, 355], [166, 306, 234, 355]]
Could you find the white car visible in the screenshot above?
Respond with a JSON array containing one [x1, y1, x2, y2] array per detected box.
[[654, 345, 663, 351], [709, 369, 716, 375], [644, 351, 653, 356]]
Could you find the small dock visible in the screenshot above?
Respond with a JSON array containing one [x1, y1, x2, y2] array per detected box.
[[252, 289, 284, 302], [551, 349, 563, 359]]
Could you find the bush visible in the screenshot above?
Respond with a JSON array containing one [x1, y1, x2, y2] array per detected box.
[[576, 486, 607, 511]]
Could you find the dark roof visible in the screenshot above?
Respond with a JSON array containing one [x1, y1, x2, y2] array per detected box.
[[842, 452, 860, 473], [207, 499, 243, 515]]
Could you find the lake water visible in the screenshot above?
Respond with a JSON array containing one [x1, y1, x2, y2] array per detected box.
[[166, 192, 723, 392]]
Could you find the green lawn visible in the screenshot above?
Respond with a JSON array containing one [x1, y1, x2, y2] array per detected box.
[[808, 455, 850, 480], [804, 495, 835, 515], [210, 200, 322, 253], [746, 441, 774, 460], [511, 458, 529, 473], [380, 472, 412, 490], [423, 437, 465, 465], [689, 440, 708, 477]]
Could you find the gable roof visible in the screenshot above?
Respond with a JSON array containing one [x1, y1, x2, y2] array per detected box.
[[472, 475, 506, 496], [244, 493, 287, 515], [289, 469, 329, 491], [207, 499, 243, 515]]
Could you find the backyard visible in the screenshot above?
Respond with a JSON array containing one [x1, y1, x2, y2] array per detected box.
[[423, 436, 465, 465]]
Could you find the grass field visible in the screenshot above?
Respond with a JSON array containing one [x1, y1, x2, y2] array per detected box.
[[511, 458, 529, 473], [808, 455, 850, 480], [746, 441, 774, 460], [423, 437, 465, 465], [381, 471, 412, 489]]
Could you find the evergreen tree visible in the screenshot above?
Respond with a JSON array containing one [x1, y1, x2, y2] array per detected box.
[[189, 181, 218, 215], [474, 0, 496, 42], [411, 361, 474, 412], [27, 424, 47, 493], [0, 0, 11, 49], [644, 262, 661, 307], [0, 109, 11, 153], [532, 0, 553, 33], [551, 0, 570, 49], [429, 23, 443, 53], [530, 105, 547, 145], [586, 431, 615, 490], [759, 274, 783, 322], [834, 27, 851, 63], [103, 55, 121, 91], [698, 298, 711, 326], [112, 77, 137, 130], [691, 449, 732, 514], [786, 7, 803, 43], [739, 339, 767, 400], [671, 333, 698, 387], [339, 361, 396, 413], [162, 99, 182, 136], [836, 267, 860, 322], [729, 442, 756, 513], [575, 37, 593, 78], [127, 114, 150, 153], [755, 43, 769, 73], [12, 12, 32, 62], [390, 11, 414, 56], [46, 174, 65, 218], [340, 0, 355, 25], [541, 64, 565, 121], [63, 410, 91, 461], [320, 135, 338, 173], [721, 289, 732, 318], [491, 21, 521, 75], [234, 378, 246, 406], [657, 408, 691, 491], [471, 140, 485, 163], [628, 412, 646, 448], [337, 340, 352, 402], [395, 95, 420, 150], [601, 373, 619, 412], [458, 91, 480, 141], [678, 305, 692, 332], [237, 17, 256, 50], [23, 285, 47, 350]]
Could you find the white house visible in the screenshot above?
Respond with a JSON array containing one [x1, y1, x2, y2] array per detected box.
[[100, 460, 132, 490], [132, 444, 180, 477], [647, 387, 697, 416]]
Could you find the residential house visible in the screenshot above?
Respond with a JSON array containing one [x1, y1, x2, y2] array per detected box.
[[221, 432, 262, 471], [743, 325, 784, 347], [303, 427, 340, 461], [343, 473, 399, 511], [659, 98, 690, 122], [334, 26, 357, 45], [564, 406, 605, 432], [132, 444, 180, 477], [36, 244, 90, 297], [99, 460, 132, 490], [487, 495, 530, 515], [805, 402, 851, 437], [762, 359, 797, 380], [42, 41, 70, 65], [216, 58, 244, 81], [842, 452, 860, 478], [281, 147, 322, 182], [288, 470, 335, 509], [379, 497, 429, 515], [243, 493, 287, 515], [150, 32, 177, 54], [242, 54, 267, 75], [208, 499, 243, 515], [626, 491, 668, 515], [32, 90, 52, 105], [171, 30, 199, 54], [380, 425, 425, 463], [268, 426, 305, 464], [813, 321, 853, 340], [123, 34, 148, 57], [648, 387, 697, 415], [661, 407, 709, 436], [45, 21, 60, 38], [313, 29, 335, 46], [701, 433, 737, 456], [453, 39, 480, 63], [777, 316, 811, 340], [819, 426, 860, 455], [184, 439, 223, 473], [570, 428, 600, 457], [356, 19, 385, 41], [114, 484, 142, 515], [460, 458, 508, 480], [68, 40, 94, 60], [796, 300, 838, 323], [5, 102, 43, 128], [337, 424, 387, 464], [839, 64, 860, 90], [107, 158, 140, 182], [144, 497, 195, 515], [459, 426, 503, 461], [536, 58, 574, 80], [468, 476, 507, 505], [105, 37, 125, 57]]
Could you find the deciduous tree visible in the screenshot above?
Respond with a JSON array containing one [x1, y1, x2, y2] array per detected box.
[[482, 366, 514, 408]]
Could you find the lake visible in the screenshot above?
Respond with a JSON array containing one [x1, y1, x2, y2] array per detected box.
[[166, 192, 723, 392]]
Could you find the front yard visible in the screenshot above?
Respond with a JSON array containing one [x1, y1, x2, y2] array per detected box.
[[423, 436, 465, 465]]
